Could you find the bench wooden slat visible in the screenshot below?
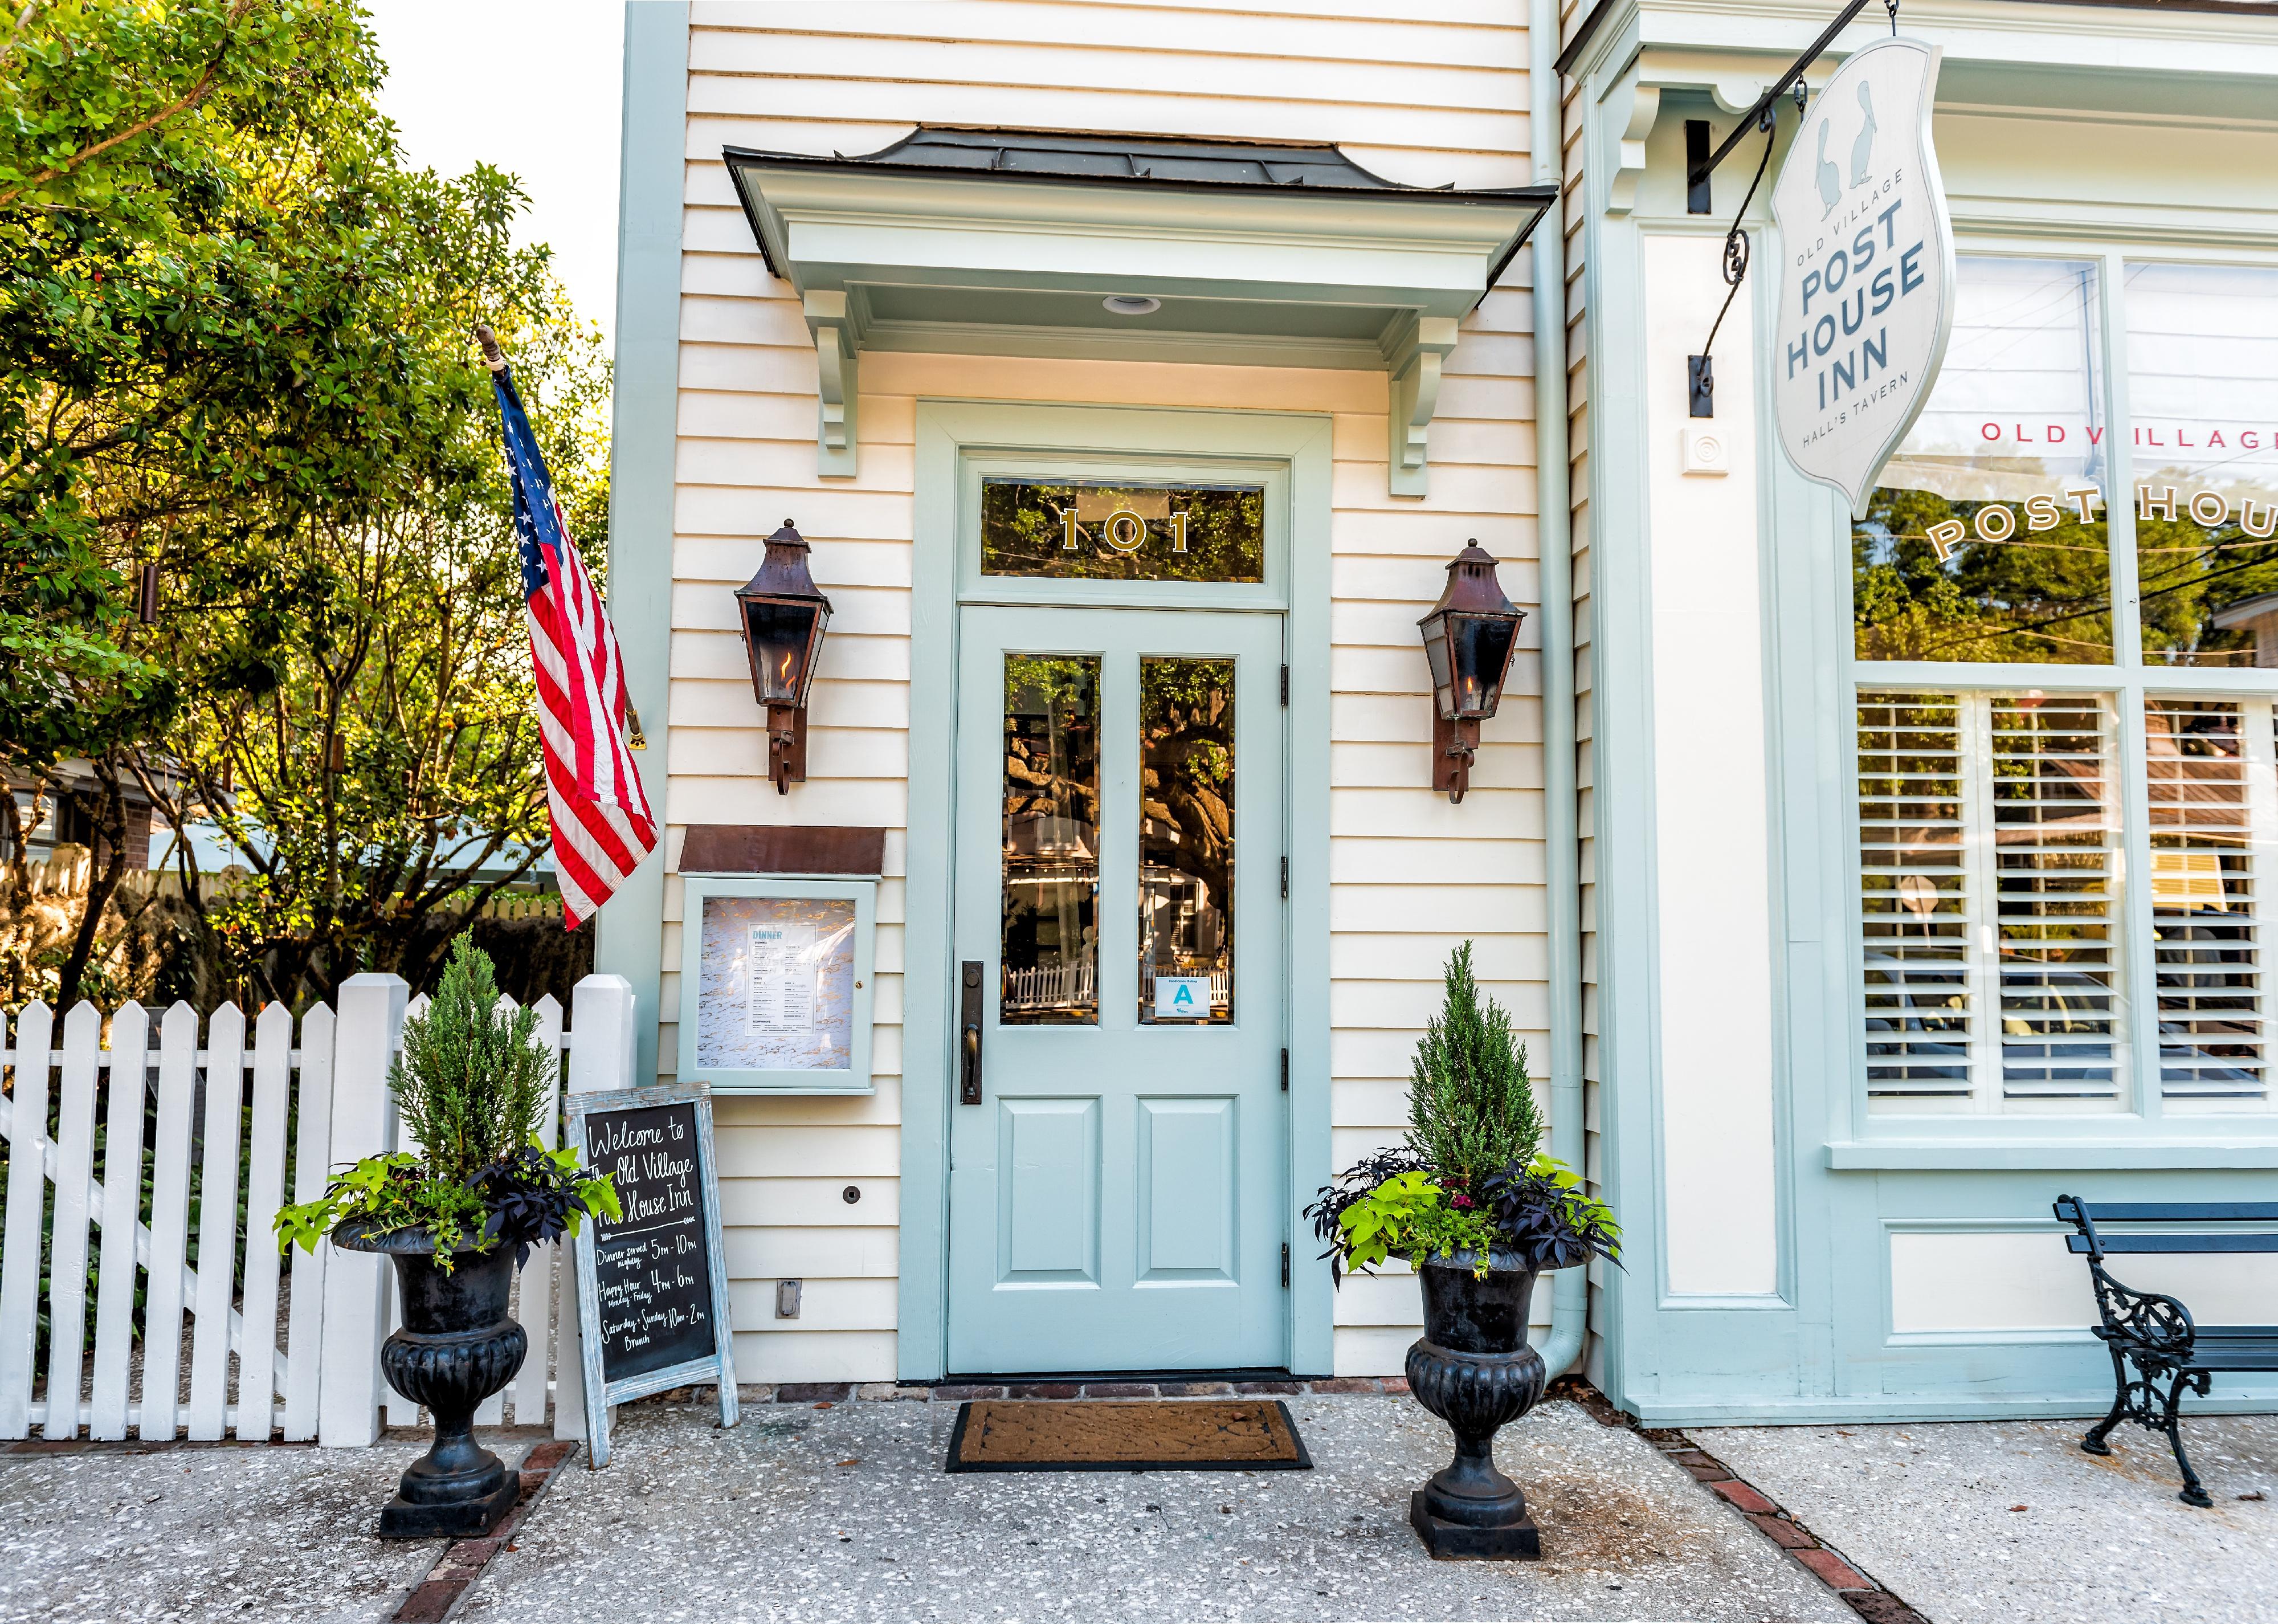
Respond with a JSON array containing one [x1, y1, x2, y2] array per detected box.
[[2069, 1201, 2278, 1222], [2065, 1233, 2278, 1254]]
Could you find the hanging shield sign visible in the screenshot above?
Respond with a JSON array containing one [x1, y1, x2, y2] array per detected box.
[[1771, 35, 1955, 519]]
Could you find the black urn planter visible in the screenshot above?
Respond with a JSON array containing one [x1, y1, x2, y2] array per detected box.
[[1404, 1250, 1547, 1560], [336, 1222, 528, 1539]]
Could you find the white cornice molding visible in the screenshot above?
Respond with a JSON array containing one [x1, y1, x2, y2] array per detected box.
[[725, 157, 1550, 493], [1565, 0, 2278, 110]]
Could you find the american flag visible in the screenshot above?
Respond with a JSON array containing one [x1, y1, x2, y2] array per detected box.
[[490, 354, 657, 927]]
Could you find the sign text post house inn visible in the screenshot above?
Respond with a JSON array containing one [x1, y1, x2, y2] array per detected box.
[[1772, 35, 1955, 517]]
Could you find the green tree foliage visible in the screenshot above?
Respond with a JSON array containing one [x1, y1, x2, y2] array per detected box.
[[2, 1, 611, 1006], [1405, 941, 1542, 1186], [1852, 487, 2115, 663], [392, 935, 549, 1186]]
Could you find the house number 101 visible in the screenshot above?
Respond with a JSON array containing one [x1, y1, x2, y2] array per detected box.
[[1063, 510, 1190, 554]]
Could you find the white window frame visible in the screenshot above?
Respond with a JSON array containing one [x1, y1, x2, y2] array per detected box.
[[1849, 238, 2278, 1125]]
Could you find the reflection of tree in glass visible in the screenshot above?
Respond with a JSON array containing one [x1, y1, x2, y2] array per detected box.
[[981, 481, 1264, 582], [1852, 485, 2113, 663], [2133, 495, 2278, 666], [1141, 660, 1234, 921], [1001, 656, 1099, 1023], [1140, 660, 1235, 1020]]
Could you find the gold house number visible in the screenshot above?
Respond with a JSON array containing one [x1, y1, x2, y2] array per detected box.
[[1063, 509, 1190, 554]]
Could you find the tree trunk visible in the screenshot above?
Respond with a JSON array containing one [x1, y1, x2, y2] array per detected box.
[[56, 756, 132, 1007]]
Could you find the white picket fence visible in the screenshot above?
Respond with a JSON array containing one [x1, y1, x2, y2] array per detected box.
[[0, 972, 636, 1446]]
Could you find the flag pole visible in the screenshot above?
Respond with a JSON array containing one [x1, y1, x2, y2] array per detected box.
[[476, 320, 646, 751]]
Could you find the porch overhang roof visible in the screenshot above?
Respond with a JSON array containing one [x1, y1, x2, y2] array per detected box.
[[723, 128, 1557, 495]]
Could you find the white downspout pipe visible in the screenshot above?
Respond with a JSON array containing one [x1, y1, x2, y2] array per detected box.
[[1527, 0, 1587, 1383]]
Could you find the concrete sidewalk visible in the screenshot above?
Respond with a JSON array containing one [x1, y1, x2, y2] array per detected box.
[[455, 1396, 1847, 1623], [1694, 1412, 2278, 1624], [7, 1394, 2277, 1622]]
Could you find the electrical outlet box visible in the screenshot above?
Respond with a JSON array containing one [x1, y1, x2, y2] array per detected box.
[[1681, 425, 1730, 475], [775, 1278, 802, 1319]]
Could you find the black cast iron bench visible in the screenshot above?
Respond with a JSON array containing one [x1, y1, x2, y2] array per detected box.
[[2054, 1195, 2278, 1506]]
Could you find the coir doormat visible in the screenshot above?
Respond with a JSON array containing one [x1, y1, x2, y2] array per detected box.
[[945, 1399, 1313, 1473]]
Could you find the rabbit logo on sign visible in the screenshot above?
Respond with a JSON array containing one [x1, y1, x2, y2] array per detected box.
[[1771, 35, 1955, 519]]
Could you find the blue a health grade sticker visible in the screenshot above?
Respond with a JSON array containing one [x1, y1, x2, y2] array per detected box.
[[1153, 976, 1211, 1019]]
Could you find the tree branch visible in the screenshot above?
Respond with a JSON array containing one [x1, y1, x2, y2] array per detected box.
[[0, 0, 260, 212]]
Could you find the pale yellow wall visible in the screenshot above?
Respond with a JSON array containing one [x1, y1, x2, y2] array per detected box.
[[668, 0, 1548, 1381]]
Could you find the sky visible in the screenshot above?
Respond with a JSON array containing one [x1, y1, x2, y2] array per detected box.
[[360, 0, 628, 338]]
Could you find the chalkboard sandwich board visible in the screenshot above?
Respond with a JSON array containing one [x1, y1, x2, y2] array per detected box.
[[566, 1080, 739, 1467]]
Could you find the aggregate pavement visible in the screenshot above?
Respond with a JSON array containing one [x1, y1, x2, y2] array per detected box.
[[1693, 1411, 2278, 1624], [454, 1395, 1850, 1623]]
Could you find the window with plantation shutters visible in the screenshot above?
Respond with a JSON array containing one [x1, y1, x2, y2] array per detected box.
[[1858, 694, 1972, 1099], [1856, 689, 2125, 1112], [2145, 700, 2263, 1102], [1989, 695, 2119, 1101]]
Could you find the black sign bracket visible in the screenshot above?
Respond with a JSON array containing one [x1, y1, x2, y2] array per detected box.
[[1685, 0, 1898, 417]]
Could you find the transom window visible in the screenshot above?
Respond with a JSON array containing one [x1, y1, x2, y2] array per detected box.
[[1850, 252, 2278, 1117]]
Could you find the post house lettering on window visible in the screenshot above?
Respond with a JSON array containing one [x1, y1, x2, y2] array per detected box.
[[1850, 258, 2278, 1119]]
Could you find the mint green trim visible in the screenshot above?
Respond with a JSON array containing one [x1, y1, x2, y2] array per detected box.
[[900, 401, 1332, 1381], [590, 1, 685, 1087], [1827, 1141, 2278, 1170], [1529, 0, 1586, 1387], [673, 876, 877, 1096]]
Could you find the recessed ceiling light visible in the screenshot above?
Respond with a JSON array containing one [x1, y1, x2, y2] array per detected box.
[[1103, 295, 1161, 317]]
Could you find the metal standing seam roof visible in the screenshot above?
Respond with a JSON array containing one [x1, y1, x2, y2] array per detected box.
[[724, 127, 1557, 280]]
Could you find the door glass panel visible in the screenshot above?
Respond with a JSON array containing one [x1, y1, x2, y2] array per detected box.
[[1002, 655, 1099, 1025], [981, 479, 1264, 582], [1140, 658, 1235, 1024]]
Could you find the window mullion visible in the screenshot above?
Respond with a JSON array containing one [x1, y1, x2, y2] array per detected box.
[[1963, 692, 2003, 1112], [2115, 682, 2158, 1119], [2238, 697, 2278, 1117], [2100, 248, 2142, 670]]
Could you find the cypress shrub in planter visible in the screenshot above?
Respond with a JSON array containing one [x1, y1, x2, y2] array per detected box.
[[276, 938, 617, 1537], [1306, 942, 1619, 1560]]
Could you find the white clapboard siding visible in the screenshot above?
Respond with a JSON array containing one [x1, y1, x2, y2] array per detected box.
[[656, 5, 1550, 1380]]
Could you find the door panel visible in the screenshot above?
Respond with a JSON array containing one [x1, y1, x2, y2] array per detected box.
[[997, 1099, 1099, 1285], [948, 606, 1285, 1374], [1137, 1096, 1238, 1282]]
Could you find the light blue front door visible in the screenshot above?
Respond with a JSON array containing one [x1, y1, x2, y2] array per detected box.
[[947, 606, 1287, 1374]]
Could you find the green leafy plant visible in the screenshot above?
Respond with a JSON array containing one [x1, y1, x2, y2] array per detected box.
[[273, 936, 616, 1267], [394, 939, 550, 1184], [1306, 942, 1617, 1280], [1405, 940, 1542, 1184]]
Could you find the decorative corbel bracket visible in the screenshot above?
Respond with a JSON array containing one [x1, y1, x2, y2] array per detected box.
[[803, 290, 860, 480], [1601, 72, 1663, 217], [1385, 313, 1460, 499]]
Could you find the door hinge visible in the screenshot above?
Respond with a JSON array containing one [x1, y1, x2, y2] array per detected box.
[[1281, 855, 1288, 899], [1281, 1243, 1291, 1288], [1281, 1048, 1289, 1092], [1280, 664, 1289, 706]]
